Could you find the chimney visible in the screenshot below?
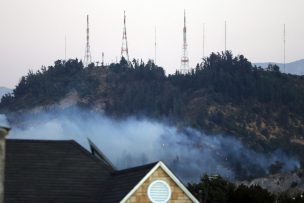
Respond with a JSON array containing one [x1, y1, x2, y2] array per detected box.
[[0, 115, 10, 203]]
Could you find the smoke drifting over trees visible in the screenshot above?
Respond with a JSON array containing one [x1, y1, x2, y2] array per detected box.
[[8, 106, 299, 182]]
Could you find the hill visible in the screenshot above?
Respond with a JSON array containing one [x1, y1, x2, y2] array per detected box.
[[188, 173, 304, 202], [1, 52, 304, 170], [238, 170, 304, 195], [0, 87, 12, 99], [255, 59, 304, 75]]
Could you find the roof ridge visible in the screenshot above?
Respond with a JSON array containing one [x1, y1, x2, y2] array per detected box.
[[68, 141, 115, 172], [113, 162, 158, 175], [7, 138, 74, 143]]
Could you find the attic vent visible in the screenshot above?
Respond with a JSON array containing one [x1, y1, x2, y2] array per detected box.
[[147, 180, 171, 203]]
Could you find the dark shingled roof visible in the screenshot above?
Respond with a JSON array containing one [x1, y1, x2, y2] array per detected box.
[[100, 162, 158, 203], [4, 139, 157, 203]]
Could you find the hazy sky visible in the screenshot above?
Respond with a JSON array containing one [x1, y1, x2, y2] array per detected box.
[[1, 0, 304, 88]]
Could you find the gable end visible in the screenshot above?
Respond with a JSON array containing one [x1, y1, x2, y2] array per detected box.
[[120, 161, 199, 203]]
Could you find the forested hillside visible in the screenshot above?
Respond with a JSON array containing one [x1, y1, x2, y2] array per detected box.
[[1, 51, 304, 166]]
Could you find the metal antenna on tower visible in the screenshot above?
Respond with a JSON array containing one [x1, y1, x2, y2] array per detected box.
[[84, 15, 92, 67], [203, 23, 205, 58], [180, 9, 189, 73], [283, 24, 286, 73], [224, 21, 227, 52], [121, 10, 129, 61], [65, 35, 67, 61], [154, 26, 157, 64], [102, 52, 104, 67]]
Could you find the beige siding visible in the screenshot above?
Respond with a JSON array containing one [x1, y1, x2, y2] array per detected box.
[[125, 167, 193, 203]]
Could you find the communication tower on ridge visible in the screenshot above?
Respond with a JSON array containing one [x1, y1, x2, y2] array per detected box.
[[225, 21, 227, 52], [203, 23, 205, 58], [102, 52, 105, 67], [154, 26, 157, 64], [180, 10, 189, 73], [84, 15, 92, 67], [121, 11, 129, 61], [65, 35, 67, 61], [283, 24, 286, 73]]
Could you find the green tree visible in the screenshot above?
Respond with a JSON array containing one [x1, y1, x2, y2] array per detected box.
[[188, 175, 235, 203]]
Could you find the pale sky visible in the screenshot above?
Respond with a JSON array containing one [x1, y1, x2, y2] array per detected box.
[[1, 0, 304, 88]]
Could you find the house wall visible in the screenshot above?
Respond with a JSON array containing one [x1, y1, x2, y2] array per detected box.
[[0, 130, 7, 203], [125, 167, 193, 203]]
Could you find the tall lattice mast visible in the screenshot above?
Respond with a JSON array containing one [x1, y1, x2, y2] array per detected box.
[[102, 52, 104, 67], [154, 26, 157, 64], [283, 24, 286, 73], [224, 21, 227, 52], [180, 10, 189, 73], [203, 23, 205, 58], [84, 15, 92, 67], [121, 11, 129, 61], [65, 35, 67, 61]]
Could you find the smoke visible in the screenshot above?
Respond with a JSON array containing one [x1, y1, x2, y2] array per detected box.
[[7, 106, 300, 183], [0, 114, 9, 128]]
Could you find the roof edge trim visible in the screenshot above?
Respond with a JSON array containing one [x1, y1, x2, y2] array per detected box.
[[119, 162, 161, 203], [158, 161, 199, 203]]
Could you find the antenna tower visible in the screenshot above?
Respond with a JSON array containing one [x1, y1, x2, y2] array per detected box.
[[180, 10, 189, 73], [102, 52, 104, 67], [154, 26, 157, 64], [283, 24, 286, 73], [203, 23, 205, 58], [121, 11, 129, 61], [224, 21, 227, 52], [65, 35, 67, 61], [84, 15, 92, 67]]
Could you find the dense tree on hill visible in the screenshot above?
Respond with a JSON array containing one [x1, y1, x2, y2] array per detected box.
[[187, 175, 235, 203], [187, 175, 273, 203], [229, 184, 275, 203], [3, 51, 304, 115], [1, 52, 304, 172], [188, 175, 304, 203]]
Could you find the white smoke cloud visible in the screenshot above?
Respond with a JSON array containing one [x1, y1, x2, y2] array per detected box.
[[7, 106, 300, 183], [0, 114, 9, 128]]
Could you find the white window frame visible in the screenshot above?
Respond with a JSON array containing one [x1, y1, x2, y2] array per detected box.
[[147, 180, 172, 203]]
